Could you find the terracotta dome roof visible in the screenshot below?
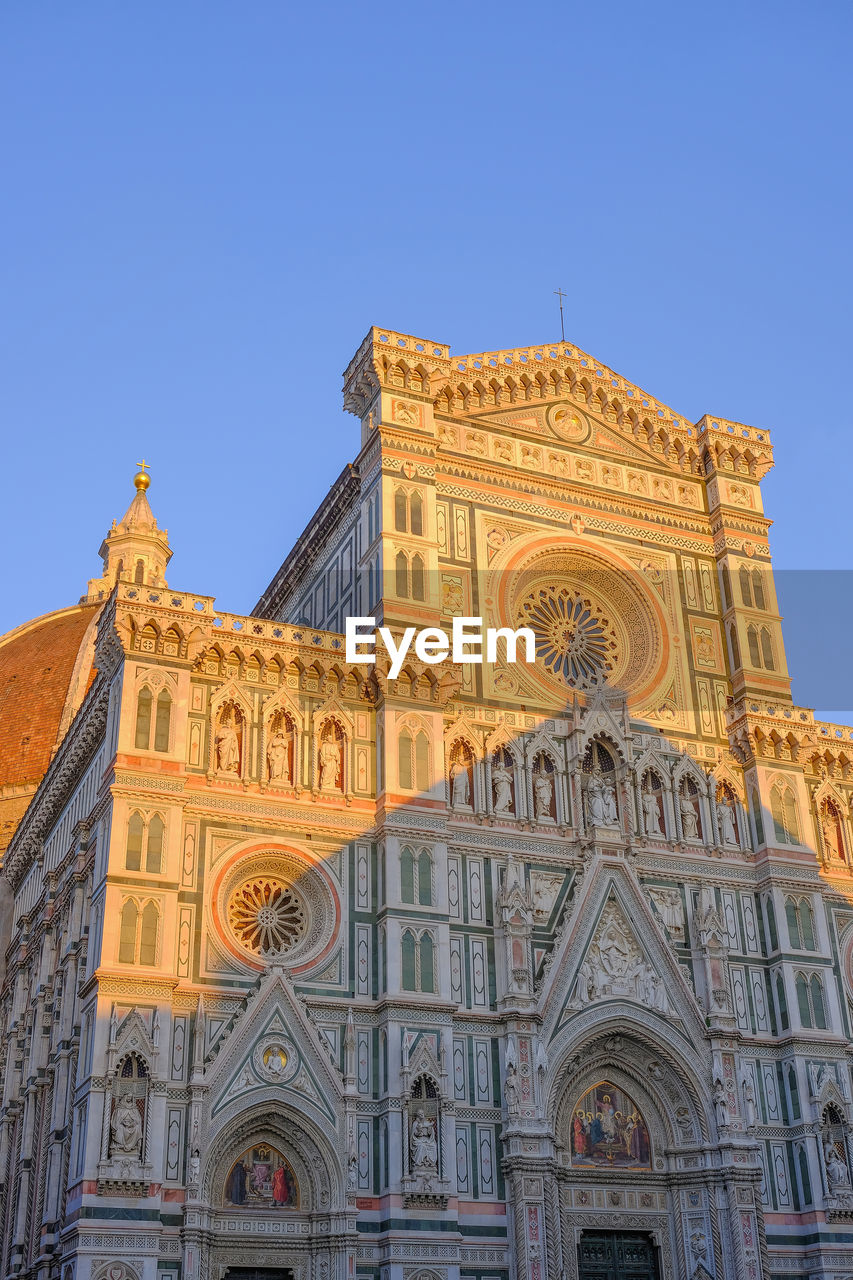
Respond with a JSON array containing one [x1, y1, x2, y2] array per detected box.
[[0, 602, 102, 855]]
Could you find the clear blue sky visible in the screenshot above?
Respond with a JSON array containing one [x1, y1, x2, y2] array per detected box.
[[2, 3, 851, 712]]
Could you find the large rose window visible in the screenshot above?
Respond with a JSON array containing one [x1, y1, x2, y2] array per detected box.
[[227, 878, 307, 956], [518, 586, 617, 688], [488, 542, 670, 707], [213, 850, 338, 972]]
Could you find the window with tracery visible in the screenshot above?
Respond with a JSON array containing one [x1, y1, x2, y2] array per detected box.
[[126, 811, 165, 873], [401, 846, 433, 907], [395, 550, 426, 601], [135, 686, 170, 751], [751, 788, 765, 846], [728, 622, 741, 670], [394, 487, 425, 536], [785, 896, 816, 950], [401, 928, 436, 993], [795, 971, 827, 1029], [398, 726, 430, 792], [776, 972, 789, 1030], [771, 785, 800, 845], [119, 898, 160, 965], [747, 623, 775, 671]]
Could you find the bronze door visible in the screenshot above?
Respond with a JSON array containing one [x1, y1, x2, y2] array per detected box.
[[577, 1231, 660, 1280]]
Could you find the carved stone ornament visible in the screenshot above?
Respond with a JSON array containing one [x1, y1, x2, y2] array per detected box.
[[569, 900, 669, 1014]]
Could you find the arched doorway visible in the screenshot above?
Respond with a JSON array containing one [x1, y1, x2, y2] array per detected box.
[[546, 1025, 717, 1279], [194, 1104, 356, 1280]]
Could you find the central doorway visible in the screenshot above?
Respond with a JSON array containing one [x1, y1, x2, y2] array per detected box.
[[577, 1231, 660, 1280], [224, 1271, 295, 1280]]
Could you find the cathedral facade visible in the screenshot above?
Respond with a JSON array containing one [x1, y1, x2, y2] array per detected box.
[[2, 327, 853, 1280]]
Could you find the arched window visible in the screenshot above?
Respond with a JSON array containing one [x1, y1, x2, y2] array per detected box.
[[401, 846, 415, 903], [398, 727, 430, 793], [134, 559, 145, 584], [771, 785, 800, 845], [752, 569, 766, 610], [401, 928, 435, 992], [747, 624, 761, 667], [811, 975, 827, 1029], [119, 900, 138, 962], [785, 896, 815, 950], [394, 489, 408, 532], [795, 972, 827, 1029], [414, 730, 429, 791], [126, 812, 144, 871], [400, 846, 433, 906], [751, 789, 765, 846], [797, 1143, 812, 1205], [139, 902, 159, 966], [396, 551, 409, 598], [760, 627, 775, 670], [154, 690, 171, 751], [119, 898, 160, 965], [378, 923, 386, 992], [398, 730, 414, 790], [420, 932, 435, 993], [788, 1065, 800, 1119], [411, 554, 425, 601], [796, 973, 811, 1026], [728, 623, 740, 670], [776, 972, 789, 1030], [146, 815, 164, 874], [417, 848, 432, 907], [401, 929, 417, 991], [135, 688, 153, 749], [783, 788, 800, 842], [765, 894, 779, 951], [410, 491, 423, 536], [722, 565, 732, 609], [786, 896, 802, 949], [739, 565, 753, 607]]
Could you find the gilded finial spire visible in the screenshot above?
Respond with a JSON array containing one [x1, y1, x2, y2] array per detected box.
[[82, 461, 171, 602], [134, 459, 151, 493]]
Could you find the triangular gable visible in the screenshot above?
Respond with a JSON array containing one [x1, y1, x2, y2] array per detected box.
[[465, 399, 688, 475], [205, 967, 343, 1127], [540, 864, 704, 1044]]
